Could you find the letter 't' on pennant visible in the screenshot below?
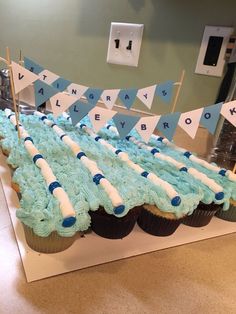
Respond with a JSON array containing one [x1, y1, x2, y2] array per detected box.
[[135, 116, 160, 143], [220, 100, 236, 127], [200, 102, 223, 134], [118, 88, 138, 109], [113, 113, 140, 139], [50, 93, 77, 117], [11, 61, 39, 94], [24, 57, 44, 74], [52, 77, 71, 92], [34, 80, 58, 109], [156, 112, 181, 141], [38, 69, 59, 85], [136, 85, 157, 109], [88, 107, 116, 133], [178, 108, 204, 139], [156, 80, 174, 103], [100, 89, 120, 110], [84, 88, 103, 105], [67, 83, 88, 99], [69, 101, 95, 126]]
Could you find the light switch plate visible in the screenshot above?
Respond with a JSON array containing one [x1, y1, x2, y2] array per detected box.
[[107, 22, 144, 67]]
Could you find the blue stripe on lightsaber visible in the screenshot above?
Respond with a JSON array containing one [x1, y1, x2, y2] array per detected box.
[[218, 169, 226, 176], [95, 136, 101, 142], [40, 116, 47, 121], [76, 152, 86, 159], [113, 205, 125, 215], [156, 137, 164, 142], [179, 167, 188, 172], [24, 136, 34, 143], [48, 181, 62, 194], [33, 154, 44, 163], [60, 134, 67, 141], [93, 173, 105, 185], [151, 148, 159, 155], [215, 192, 224, 200], [80, 124, 86, 129], [115, 149, 122, 155], [106, 124, 112, 130], [183, 151, 192, 158]]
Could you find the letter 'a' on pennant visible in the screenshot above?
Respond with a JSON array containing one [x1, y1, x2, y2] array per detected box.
[[50, 92, 77, 117], [100, 89, 120, 110], [84, 88, 103, 105], [52, 77, 71, 92], [113, 113, 140, 139], [200, 102, 223, 134], [88, 107, 117, 133], [135, 115, 160, 143], [155, 80, 174, 103], [38, 69, 59, 85], [220, 100, 236, 127], [178, 108, 204, 139], [67, 83, 88, 99], [136, 85, 157, 109], [156, 112, 181, 141], [69, 100, 95, 126], [24, 57, 44, 74], [118, 88, 138, 109], [34, 80, 58, 109], [11, 61, 39, 95]]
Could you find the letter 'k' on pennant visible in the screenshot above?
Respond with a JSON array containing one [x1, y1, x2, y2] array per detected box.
[[220, 100, 236, 127], [34, 80, 58, 108], [11, 61, 38, 94], [118, 88, 138, 109], [113, 113, 140, 139], [156, 112, 181, 141]]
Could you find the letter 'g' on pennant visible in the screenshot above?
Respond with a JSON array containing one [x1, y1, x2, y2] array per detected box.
[[113, 113, 140, 139], [156, 80, 174, 103], [156, 112, 181, 141], [24, 57, 44, 74], [119, 88, 138, 109], [136, 85, 156, 109], [178, 108, 204, 139], [52, 77, 71, 92], [84, 88, 103, 105], [220, 100, 236, 127], [200, 102, 223, 134], [50, 93, 77, 117], [69, 100, 95, 126], [100, 89, 120, 110], [135, 116, 160, 143], [88, 107, 116, 133], [34, 80, 58, 108]]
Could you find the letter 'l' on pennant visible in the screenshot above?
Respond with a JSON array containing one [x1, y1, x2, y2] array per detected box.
[[200, 102, 223, 134], [67, 83, 88, 99], [84, 88, 103, 105], [118, 88, 138, 109], [178, 108, 204, 139], [34, 80, 58, 108], [88, 107, 117, 133], [50, 93, 77, 117], [52, 77, 71, 92], [220, 100, 236, 127], [38, 69, 59, 85], [136, 85, 157, 109], [113, 113, 140, 139], [156, 112, 181, 141], [135, 116, 160, 143], [69, 100, 95, 126], [156, 80, 174, 103], [24, 57, 44, 74], [100, 89, 120, 110]]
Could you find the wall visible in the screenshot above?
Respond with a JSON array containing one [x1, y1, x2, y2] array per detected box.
[[0, 0, 235, 114]]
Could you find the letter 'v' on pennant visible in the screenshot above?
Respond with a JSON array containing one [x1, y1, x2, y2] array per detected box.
[[11, 61, 38, 94]]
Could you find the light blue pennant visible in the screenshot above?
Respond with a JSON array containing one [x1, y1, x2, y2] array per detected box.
[[156, 112, 181, 141], [113, 113, 140, 139], [69, 100, 95, 126], [34, 80, 58, 108], [52, 77, 71, 92], [118, 88, 138, 109], [84, 88, 103, 105], [200, 102, 223, 135], [156, 80, 174, 103], [24, 57, 44, 74]]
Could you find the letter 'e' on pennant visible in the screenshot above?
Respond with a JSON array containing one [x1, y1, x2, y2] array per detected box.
[[88, 107, 116, 133], [178, 108, 204, 139], [113, 113, 140, 139], [156, 112, 181, 141], [50, 93, 77, 117], [136, 85, 156, 109], [100, 89, 120, 110], [200, 102, 223, 134], [220, 100, 236, 127], [135, 115, 160, 143], [11, 61, 38, 94]]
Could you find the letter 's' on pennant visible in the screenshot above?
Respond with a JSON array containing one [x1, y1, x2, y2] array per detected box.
[[50, 93, 77, 117], [135, 116, 160, 143], [200, 102, 223, 134], [24, 57, 44, 74], [84, 88, 103, 105], [156, 112, 181, 141], [34, 80, 58, 108], [100, 89, 120, 110], [155, 80, 174, 103], [52, 77, 71, 92], [69, 100, 95, 126], [113, 113, 140, 139], [136, 85, 156, 109], [220, 100, 236, 127], [118, 88, 138, 109], [178, 108, 203, 139], [88, 107, 116, 133]]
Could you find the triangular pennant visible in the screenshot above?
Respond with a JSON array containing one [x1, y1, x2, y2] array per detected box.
[[34, 80, 58, 108], [113, 113, 140, 139], [220, 100, 236, 127], [52, 77, 71, 92], [200, 102, 223, 134], [69, 101, 95, 126], [38, 69, 59, 85], [24, 57, 44, 74], [136, 85, 156, 109], [67, 83, 88, 99], [50, 93, 77, 117], [156, 112, 181, 141], [156, 80, 174, 103], [178, 108, 204, 139], [11, 61, 39, 94], [118, 88, 138, 109], [84, 88, 103, 105], [135, 116, 160, 143], [88, 107, 117, 133], [100, 89, 120, 110]]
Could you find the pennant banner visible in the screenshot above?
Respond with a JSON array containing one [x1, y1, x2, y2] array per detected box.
[[119, 88, 138, 110], [101, 89, 120, 110], [178, 108, 204, 139], [84, 88, 103, 105], [155, 80, 174, 103], [50, 93, 77, 117], [38, 70, 59, 85], [137, 85, 156, 109], [24, 57, 44, 74], [200, 102, 223, 134], [67, 83, 88, 99], [221, 100, 236, 127], [52, 77, 71, 92], [135, 115, 160, 143], [157, 112, 181, 141], [113, 113, 140, 139], [34, 80, 58, 108], [69, 101, 95, 126], [88, 107, 116, 133]]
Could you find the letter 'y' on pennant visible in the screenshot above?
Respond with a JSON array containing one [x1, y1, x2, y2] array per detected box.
[[100, 89, 120, 110], [24, 57, 44, 74], [119, 88, 138, 109], [38, 69, 59, 85], [178, 108, 204, 139], [156, 80, 174, 103], [200, 102, 223, 134], [67, 83, 88, 99], [11, 61, 38, 94], [135, 116, 160, 143], [50, 93, 77, 117], [156, 112, 181, 141], [220, 100, 236, 127], [136, 85, 157, 109], [69, 100, 95, 126], [34, 80, 58, 108], [113, 113, 140, 139], [88, 107, 116, 133]]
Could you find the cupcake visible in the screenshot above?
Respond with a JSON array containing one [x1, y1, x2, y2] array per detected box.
[[215, 199, 236, 222]]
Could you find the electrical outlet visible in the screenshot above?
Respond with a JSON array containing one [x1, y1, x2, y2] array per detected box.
[[107, 22, 144, 67]]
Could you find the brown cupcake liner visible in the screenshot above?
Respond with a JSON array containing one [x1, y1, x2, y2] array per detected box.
[[215, 205, 236, 222]]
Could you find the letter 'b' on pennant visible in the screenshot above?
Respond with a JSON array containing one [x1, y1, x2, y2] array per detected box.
[[50, 93, 77, 117], [88, 107, 116, 133], [113, 113, 140, 139], [156, 112, 181, 141], [136, 85, 156, 109], [178, 108, 204, 139], [220, 100, 236, 127], [200, 102, 223, 134], [156, 80, 174, 103], [135, 116, 160, 143]]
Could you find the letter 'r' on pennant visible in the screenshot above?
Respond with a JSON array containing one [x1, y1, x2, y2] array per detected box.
[[136, 85, 157, 109], [52, 77, 71, 92], [156, 112, 181, 141], [100, 89, 120, 110], [24, 57, 44, 74], [50, 93, 77, 117], [113, 113, 140, 139], [178, 108, 204, 139], [84, 88, 103, 105], [156, 80, 174, 103], [34, 80, 58, 108], [69, 100, 95, 126], [118, 88, 138, 109], [220, 100, 236, 127], [200, 102, 223, 134], [135, 115, 160, 143], [88, 107, 116, 133]]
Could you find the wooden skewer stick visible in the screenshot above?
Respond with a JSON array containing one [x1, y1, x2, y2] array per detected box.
[[17, 49, 24, 117], [233, 163, 236, 174], [171, 70, 185, 113]]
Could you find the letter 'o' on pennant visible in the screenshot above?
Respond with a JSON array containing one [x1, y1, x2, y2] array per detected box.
[[11, 61, 39, 95], [50, 92, 77, 117], [178, 108, 204, 139], [34, 80, 58, 108], [118, 88, 138, 110], [200, 102, 223, 134], [156, 80, 174, 103], [84, 88, 103, 105], [100, 89, 120, 110], [220, 100, 236, 127], [52, 77, 71, 92], [88, 107, 116, 133], [113, 113, 140, 139], [135, 116, 160, 143], [38, 70, 59, 85], [69, 100, 95, 126], [136, 85, 157, 109], [24, 57, 44, 74], [156, 112, 181, 141], [67, 83, 88, 99]]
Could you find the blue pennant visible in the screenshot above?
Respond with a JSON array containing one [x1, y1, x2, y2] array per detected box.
[[118, 88, 138, 109], [156, 80, 174, 103], [24, 57, 44, 74], [84, 88, 103, 105], [113, 113, 140, 139], [34, 80, 58, 108], [69, 100, 95, 126], [52, 77, 71, 92], [200, 102, 223, 135], [156, 112, 181, 141]]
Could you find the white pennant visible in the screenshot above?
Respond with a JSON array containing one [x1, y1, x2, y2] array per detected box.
[[38, 69, 59, 85], [178, 108, 204, 139], [100, 89, 120, 110], [220, 100, 236, 127], [11, 61, 38, 94], [50, 93, 77, 117], [136, 85, 157, 109], [88, 106, 116, 133], [67, 83, 88, 99], [135, 115, 160, 143]]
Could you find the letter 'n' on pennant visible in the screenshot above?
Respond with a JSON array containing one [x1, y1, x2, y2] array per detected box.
[[50, 92, 77, 117], [11, 61, 38, 94], [135, 115, 160, 143], [220, 100, 236, 127], [67, 83, 88, 100], [88, 107, 116, 133], [178, 108, 203, 139]]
